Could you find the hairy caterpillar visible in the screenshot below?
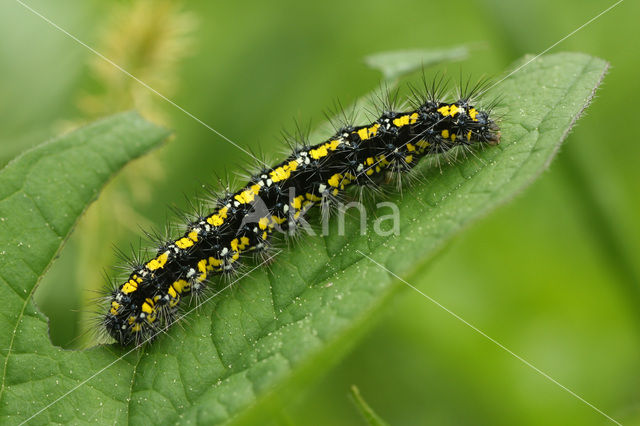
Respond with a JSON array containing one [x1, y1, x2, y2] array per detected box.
[[102, 81, 500, 346]]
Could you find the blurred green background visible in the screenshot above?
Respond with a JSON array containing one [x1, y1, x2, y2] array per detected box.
[[1, 0, 638, 424]]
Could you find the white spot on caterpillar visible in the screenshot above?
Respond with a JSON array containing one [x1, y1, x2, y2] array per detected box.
[[102, 88, 500, 347]]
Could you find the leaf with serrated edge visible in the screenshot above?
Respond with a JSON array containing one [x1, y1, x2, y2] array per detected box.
[[0, 111, 170, 424], [0, 53, 608, 425]]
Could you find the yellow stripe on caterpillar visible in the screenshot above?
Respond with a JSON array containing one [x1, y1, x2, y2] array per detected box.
[[147, 251, 169, 271]]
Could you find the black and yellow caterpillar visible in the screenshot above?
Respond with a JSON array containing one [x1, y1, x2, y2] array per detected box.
[[103, 87, 500, 346]]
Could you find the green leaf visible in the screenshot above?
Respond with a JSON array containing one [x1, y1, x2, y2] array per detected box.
[[349, 385, 389, 426], [364, 45, 469, 80], [0, 52, 607, 425], [0, 111, 170, 424]]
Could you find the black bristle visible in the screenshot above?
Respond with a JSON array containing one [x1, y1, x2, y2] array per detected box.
[[101, 76, 500, 346]]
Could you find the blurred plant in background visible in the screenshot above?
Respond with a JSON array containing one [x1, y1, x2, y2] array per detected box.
[[39, 0, 198, 347], [76, 0, 196, 124]]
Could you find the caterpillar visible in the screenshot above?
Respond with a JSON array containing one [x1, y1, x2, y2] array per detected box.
[[102, 82, 501, 346]]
